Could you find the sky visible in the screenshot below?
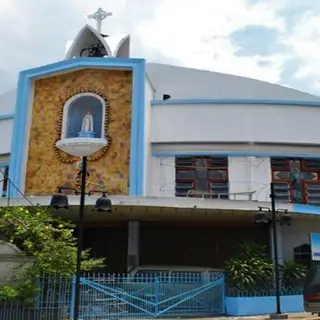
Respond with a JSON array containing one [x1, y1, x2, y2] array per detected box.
[[1, 0, 320, 96]]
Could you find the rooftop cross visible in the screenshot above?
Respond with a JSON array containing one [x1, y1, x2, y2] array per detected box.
[[87, 8, 112, 33]]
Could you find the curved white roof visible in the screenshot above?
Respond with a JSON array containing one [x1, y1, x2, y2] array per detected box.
[[65, 24, 112, 59], [65, 24, 130, 59], [0, 89, 16, 114], [114, 35, 130, 58], [146, 63, 320, 101], [1, 62, 320, 117]]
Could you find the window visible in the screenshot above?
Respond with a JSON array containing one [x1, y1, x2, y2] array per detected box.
[[294, 244, 311, 268], [0, 166, 8, 197], [271, 157, 320, 205], [175, 156, 229, 198]]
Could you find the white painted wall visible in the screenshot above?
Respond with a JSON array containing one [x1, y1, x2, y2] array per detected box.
[[144, 78, 154, 195], [151, 103, 320, 144], [146, 155, 272, 200], [0, 119, 13, 154], [281, 220, 320, 261], [147, 156, 175, 197], [228, 156, 271, 201]]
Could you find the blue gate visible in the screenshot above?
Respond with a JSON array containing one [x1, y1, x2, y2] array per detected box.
[[70, 272, 225, 319]]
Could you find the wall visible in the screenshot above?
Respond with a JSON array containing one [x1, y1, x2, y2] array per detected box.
[[25, 68, 132, 196], [150, 103, 320, 145], [147, 156, 175, 197], [228, 156, 271, 201], [147, 155, 271, 200], [0, 119, 13, 154], [281, 220, 320, 261], [0, 241, 34, 282], [144, 78, 154, 196], [226, 295, 303, 316]]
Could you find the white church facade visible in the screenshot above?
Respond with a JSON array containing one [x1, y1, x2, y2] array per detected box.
[[0, 8, 320, 275]]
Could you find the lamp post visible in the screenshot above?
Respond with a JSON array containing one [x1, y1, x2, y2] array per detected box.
[[254, 182, 292, 318], [270, 182, 281, 315], [50, 135, 110, 320], [74, 155, 87, 320]]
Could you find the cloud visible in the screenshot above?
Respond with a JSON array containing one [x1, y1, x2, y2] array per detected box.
[[134, 0, 287, 83], [282, 11, 320, 91], [0, 0, 319, 96]]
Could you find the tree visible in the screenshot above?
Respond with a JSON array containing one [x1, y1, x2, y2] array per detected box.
[[0, 206, 105, 300]]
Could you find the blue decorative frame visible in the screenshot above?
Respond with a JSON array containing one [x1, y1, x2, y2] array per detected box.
[[151, 98, 320, 107], [9, 58, 146, 197]]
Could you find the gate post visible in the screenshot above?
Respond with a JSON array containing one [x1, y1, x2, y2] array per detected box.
[[221, 273, 226, 314], [70, 275, 76, 319], [155, 277, 160, 317]]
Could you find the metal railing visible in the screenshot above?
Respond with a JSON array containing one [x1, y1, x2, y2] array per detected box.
[[186, 189, 256, 200], [0, 272, 226, 319]]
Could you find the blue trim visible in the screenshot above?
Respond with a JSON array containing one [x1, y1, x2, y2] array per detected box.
[[0, 113, 14, 120], [293, 204, 320, 215], [152, 151, 320, 158], [9, 57, 146, 197], [151, 98, 320, 106]]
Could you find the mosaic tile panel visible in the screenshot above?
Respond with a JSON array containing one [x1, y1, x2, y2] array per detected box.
[[25, 68, 132, 196]]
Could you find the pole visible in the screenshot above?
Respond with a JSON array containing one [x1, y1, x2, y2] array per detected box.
[[73, 156, 87, 320], [270, 182, 281, 315]]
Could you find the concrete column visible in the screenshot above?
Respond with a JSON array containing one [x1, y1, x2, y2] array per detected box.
[[127, 221, 140, 271], [270, 223, 283, 265]]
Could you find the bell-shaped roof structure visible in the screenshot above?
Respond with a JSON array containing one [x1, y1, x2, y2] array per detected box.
[[64, 24, 112, 59]]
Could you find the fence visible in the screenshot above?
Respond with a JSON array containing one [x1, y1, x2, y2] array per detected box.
[[0, 272, 225, 319]]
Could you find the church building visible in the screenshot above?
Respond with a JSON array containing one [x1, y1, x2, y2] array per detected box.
[[1, 8, 320, 274]]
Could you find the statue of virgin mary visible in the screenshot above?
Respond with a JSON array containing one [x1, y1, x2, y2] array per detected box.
[[81, 110, 94, 132], [78, 110, 96, 137]]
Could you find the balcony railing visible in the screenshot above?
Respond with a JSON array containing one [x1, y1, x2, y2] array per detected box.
[[186, 190, 256, 200], [156, 181, 269, 201]]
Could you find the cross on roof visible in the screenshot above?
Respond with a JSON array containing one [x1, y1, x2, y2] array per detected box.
[[87, 8, 112, 33]]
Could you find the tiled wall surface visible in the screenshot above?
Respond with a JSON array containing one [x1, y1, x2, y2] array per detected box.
[[25, 68, 132, 196]]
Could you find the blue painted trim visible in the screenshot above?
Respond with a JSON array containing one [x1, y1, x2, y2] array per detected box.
[[9, 57, 146, 197], [152, 151, 320, 158], [0, 113, 14, 120], [293, 204, 320, 215], [0, 163, 9, 168], [151, 98, 320, 107], [226, 295, 303, 316]]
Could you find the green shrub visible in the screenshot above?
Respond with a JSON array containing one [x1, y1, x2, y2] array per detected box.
[[0, 207, 105, 301]]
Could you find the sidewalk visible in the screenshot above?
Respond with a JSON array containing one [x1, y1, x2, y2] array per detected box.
[[214, 313, 319, 320]]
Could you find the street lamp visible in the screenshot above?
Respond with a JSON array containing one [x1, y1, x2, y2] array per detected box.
[[49, 135, 110, 320], [253, 182, 292, 318]]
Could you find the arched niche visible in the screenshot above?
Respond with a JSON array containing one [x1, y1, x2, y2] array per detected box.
[[61, 93, 106, 140]]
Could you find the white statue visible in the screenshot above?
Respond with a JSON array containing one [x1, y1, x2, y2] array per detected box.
[[81, 111, 94, 132]]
